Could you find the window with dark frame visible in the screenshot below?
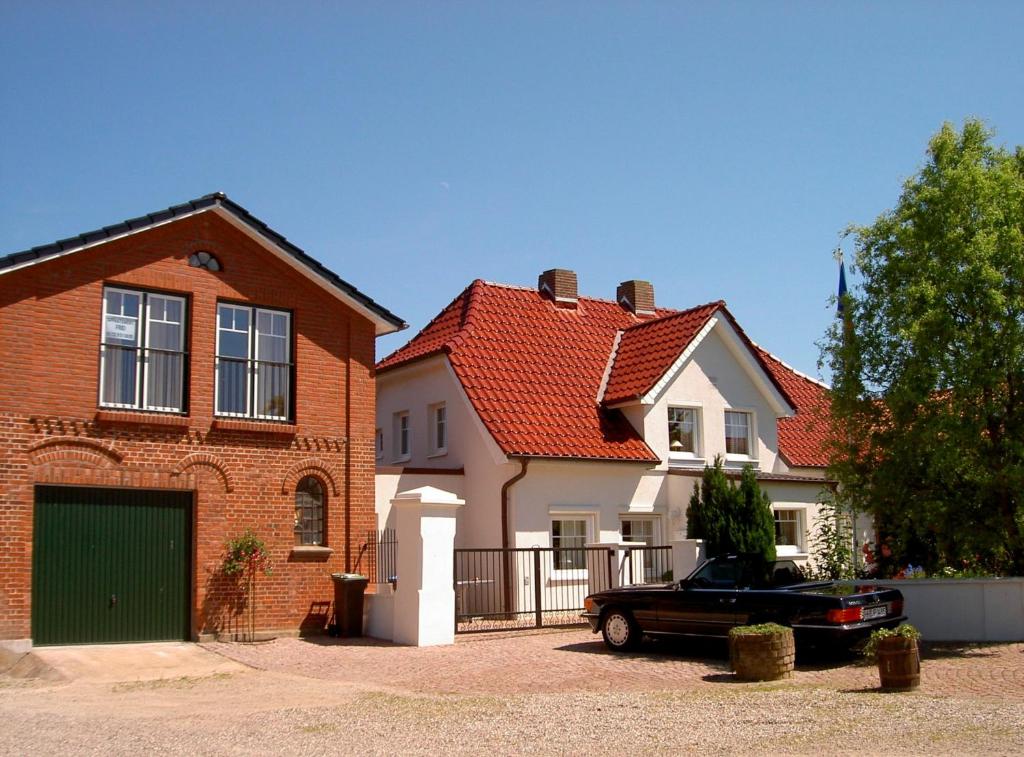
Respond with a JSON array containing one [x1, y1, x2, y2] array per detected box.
[[294, 476, 325, 546], [215, 303, 291, 421], [100, 286, 187, 413]]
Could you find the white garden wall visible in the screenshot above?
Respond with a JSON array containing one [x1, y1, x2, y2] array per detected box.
[[897, 578, 1024, 642]]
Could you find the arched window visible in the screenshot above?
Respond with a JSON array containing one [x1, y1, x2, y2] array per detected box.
[[188, 250, 221, 271], [294, 476, 325, 546]]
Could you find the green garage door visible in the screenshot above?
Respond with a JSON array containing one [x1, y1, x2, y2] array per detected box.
[[32, 486, 192, 646]]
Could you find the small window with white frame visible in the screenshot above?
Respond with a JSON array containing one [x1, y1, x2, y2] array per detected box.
[[552, 518, 588, 571], [724, 410, 754, 459], [429, 403, 447, 456], [375, 428, 384, 460], [100, 286, 187, 413], [393, 411, 410, 461], [668, 406, 701, 459], [774, 508, 806, 556]]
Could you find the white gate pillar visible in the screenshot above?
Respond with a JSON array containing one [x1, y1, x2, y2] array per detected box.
[[392, 486, 465, 647], [671, 538, 706, 581], [586, 541, 642, 593]]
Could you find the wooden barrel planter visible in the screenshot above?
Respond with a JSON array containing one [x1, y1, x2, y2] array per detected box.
[[876, 636, 920, 691], [729, 624, 795, 682]]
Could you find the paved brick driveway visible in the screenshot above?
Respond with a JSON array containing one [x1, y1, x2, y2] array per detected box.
[[206, 627, 1024, 700]]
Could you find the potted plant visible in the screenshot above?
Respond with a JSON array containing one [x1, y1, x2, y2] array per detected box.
[[222, 530, 273, 643], [863, 623, 921, 691], [728, 623, 795, 681]]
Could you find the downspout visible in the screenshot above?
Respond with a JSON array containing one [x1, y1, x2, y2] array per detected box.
[[501, 457, 530, 551], [500, 457, 530, 616]]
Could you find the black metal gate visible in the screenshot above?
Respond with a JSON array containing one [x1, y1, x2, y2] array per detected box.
[[453, 545, 671, 633]]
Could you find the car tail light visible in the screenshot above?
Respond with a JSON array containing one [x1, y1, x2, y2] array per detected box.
[[826, 607, 863, 624], [584, 597, 596, 613], [890, 599, 903, 616]]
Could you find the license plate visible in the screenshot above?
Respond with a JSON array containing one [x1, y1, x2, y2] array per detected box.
[[862, 605, 887, 620]]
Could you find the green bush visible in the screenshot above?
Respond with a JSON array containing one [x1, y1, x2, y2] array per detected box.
[[687, 457, 776, 563], [729, 622, 790, 637]]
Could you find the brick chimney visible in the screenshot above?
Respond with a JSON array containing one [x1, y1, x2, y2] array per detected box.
[[538, 268, 578, 308], [616, 279, 655, 315]]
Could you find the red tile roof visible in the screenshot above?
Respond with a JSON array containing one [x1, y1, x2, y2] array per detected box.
[[756, 348, 832, 468], [378, 280, 830, 467], [602, 303, 722, 405]]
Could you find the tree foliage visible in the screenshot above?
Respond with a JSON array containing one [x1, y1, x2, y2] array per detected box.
[[823, 119, 1024, 575], [687, 456, 777, 563]]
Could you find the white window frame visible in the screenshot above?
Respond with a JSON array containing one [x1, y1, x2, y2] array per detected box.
[[375, 428, 384, 460], [99, 286, 187, 413], [667, 404, 703, 463], [548, 508, 597, 580], [215, 303, 291, 421], [620, 515, 664, 583], [393, 411, 410, 462], [252, 308, 291, 421], [773, 508, 807, 556], [429, 402, 447, 457], [724, 408, 757, 463]]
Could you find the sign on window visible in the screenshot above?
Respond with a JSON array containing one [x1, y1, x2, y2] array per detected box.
[[104, 315, 137, 342]]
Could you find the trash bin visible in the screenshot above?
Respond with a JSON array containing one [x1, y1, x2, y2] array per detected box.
[[331, 573, 368, 637]]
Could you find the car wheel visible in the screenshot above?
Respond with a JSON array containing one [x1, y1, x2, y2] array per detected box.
[[601, 608, 641, 652]]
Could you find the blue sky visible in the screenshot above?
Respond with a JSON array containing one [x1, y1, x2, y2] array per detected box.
[[3, 2, 1023, 379]]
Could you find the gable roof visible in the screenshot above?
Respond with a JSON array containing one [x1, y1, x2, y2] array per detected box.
[[0, 192, 407, 336], [601, 304, 720, 405], [378, 279, 827, 465], [379, 281, 672, 462]]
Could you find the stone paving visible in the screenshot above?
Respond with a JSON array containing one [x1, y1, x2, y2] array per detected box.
[[205, 627, 1024, 700]]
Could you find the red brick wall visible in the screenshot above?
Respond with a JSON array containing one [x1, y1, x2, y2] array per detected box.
[[0, 210, 382, 641]]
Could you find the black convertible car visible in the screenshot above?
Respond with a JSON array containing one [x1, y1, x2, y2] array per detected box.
[[583, 554, 906, 652]]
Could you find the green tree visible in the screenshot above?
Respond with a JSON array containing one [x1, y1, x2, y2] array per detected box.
[[734, 465, 777, 562], [687, 456, 776, 563], [823, 119, 1024, 575]]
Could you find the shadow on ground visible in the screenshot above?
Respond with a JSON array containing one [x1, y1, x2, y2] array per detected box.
[[557, 634, 866, 674], [920, 642, 1003, 660]]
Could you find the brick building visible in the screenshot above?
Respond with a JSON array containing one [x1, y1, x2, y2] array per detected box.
[[0, 193, 404, 647]]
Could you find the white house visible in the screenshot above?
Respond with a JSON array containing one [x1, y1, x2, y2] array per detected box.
[[375, 270, 833, 594]]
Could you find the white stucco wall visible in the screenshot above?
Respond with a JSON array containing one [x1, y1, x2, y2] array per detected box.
[[508, 459, 670, 548], [631, 324, 783, 474], [375, 470, 466, 530], [376, 355, 509, 548]]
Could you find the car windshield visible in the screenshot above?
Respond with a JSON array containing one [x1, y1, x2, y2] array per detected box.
[[688, 558, 804, 589]]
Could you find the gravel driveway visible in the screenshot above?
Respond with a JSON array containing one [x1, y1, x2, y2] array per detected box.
[[2, 629, 1022, 755]]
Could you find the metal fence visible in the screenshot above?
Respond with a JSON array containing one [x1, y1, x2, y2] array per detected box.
[[359, 529, 397, 585], [453, 545, 672, 634], [624, 544, 673, 585]]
